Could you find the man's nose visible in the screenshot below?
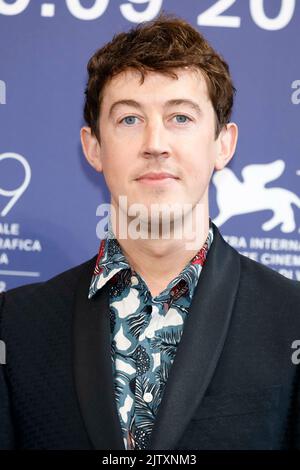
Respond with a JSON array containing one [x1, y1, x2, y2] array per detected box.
[[141, 121, 170, 159]]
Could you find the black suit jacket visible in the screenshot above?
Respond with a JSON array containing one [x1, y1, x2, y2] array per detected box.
[[0, 224, 300, 450]]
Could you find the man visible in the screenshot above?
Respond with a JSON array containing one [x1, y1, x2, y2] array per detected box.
[[0, 14, 299, 451]]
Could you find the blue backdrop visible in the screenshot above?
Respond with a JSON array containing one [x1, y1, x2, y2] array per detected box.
[[1, 0, 299, 292]]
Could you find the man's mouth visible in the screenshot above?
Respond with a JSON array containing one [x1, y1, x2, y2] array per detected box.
[[135, 172, 179, 183]]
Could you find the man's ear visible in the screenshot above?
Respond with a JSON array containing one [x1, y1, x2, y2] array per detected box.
[[214, 122, 238, 171], [80, 126, 103, 173]]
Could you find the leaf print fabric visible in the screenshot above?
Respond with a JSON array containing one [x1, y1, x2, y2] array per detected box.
[[88, 219, 214, 450]]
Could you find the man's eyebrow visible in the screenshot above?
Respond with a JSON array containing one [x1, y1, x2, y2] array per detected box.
[[108, 98, 203, 118], [165, 99, 203, 116], [108, 100, 143, 118]]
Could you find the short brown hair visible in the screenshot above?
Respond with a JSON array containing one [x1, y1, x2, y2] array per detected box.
[[84, 13, 236, 140]]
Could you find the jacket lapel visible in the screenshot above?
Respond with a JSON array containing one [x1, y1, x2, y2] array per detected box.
[[73, 256, 125, 450], [73, 224, 240, 451], [149, 224, 241, 450]]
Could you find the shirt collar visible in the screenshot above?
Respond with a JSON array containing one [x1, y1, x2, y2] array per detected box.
[[88, 218, 214, 300]]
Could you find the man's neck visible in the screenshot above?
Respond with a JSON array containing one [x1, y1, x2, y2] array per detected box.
[[109, 208, 210, 298]]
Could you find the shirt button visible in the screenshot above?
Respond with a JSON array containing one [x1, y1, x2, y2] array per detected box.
[[143, 392, 153, 403], [131, 276, 138, 285], [145, 330, 154, 339]]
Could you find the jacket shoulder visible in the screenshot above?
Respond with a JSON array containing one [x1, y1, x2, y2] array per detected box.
[[213, 223, 300, 299], [0, 255, 97, 318], [239, 251, 299, 286], [238, 250, 300, 304]]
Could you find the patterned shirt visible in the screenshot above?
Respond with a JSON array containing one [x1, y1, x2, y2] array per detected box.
[[88, 221, 214, 450]]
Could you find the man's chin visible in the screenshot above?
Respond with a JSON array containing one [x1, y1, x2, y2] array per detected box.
[[112, 194, 195, 220]]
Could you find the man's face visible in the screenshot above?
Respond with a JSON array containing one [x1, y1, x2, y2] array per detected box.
[[84, 67, 235, 222]]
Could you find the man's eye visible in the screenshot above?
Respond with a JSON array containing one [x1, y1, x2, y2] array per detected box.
[[120, 116, 138, 125], [174, 115, 192, 124]]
